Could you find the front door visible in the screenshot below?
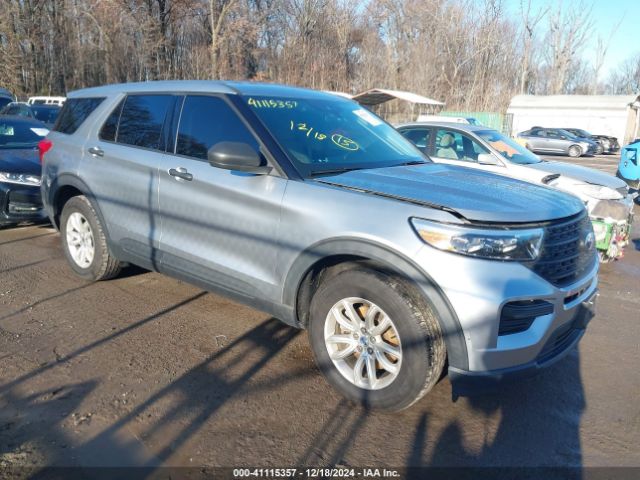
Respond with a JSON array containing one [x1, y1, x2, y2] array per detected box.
[[157, 94, 287, 301]]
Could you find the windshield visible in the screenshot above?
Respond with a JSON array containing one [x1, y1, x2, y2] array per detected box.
[[32, 106, 60, 124], [476, 129, 542, 165], [570, 128, 591, 137], [0, 120, 48, 148], [558, 129, 581, 140], [242, 95, 426, 176]]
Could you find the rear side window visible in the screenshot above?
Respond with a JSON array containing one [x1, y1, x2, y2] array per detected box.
[[99, 99, 125, 142], [117, 95, 173, 150], [176, 95, 258, 160], [53, 97, 104, 134]]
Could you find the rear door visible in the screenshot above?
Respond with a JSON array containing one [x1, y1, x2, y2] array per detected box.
[[82, 93, 175, 269], [157, 94, 287, 301]]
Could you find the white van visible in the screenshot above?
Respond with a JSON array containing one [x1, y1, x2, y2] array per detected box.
[[27, 96, 66, 106], [416, 114, 481, 125]]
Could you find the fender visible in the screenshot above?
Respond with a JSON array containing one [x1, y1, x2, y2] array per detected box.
[[283, 237, 469, 371]]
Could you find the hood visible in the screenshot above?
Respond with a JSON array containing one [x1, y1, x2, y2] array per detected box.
[[313, 164, 584, 223], [527, 160, 626, 189], [0, 147, 41, 175]]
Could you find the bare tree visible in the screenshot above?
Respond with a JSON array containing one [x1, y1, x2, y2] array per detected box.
[[544, 0, 594, 94]]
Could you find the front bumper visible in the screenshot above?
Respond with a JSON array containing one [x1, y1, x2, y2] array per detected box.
[[0, 182, 47, 226], [449, 290, 596, 395], [414, 244, 598, 376]]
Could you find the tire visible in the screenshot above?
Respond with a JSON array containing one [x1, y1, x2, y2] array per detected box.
[[308, 268, 446, 411], [568, 145, 582, 158], [60, 195, 122, 281]]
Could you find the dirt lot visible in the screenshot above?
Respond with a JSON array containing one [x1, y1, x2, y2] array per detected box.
[[0, 154, 639, 474]]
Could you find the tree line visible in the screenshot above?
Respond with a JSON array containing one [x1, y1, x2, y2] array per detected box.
[[0, 0, 638, 112]]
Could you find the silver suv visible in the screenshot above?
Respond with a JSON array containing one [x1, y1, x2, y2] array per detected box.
[[41, 81, 598, 410]]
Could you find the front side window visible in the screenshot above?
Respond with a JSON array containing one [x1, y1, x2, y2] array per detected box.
[[53, 97, 105, 134], [433, 129, 488, 162], [476, 129, 541, 165], [243, 95, 425, 176], [117, 95, 173, 150], [176, 96, 259, 160], [399, 128, 430, 154]]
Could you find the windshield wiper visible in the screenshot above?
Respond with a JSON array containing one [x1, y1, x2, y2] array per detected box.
[[393, 160, 428, 167], [308, 167, 366, 177]]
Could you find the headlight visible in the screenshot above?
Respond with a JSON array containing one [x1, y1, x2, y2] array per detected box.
[[0, 172, 41, 186], [579, 142, 591, 149], [577, 184, 623, 200], [411, 218, 544, 260]]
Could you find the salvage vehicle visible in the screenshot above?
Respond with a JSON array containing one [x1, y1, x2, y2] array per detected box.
[[562, 128, 620, 155], [41, 81, 598, 410], [517, 127, 598, 157], [0, 116, 49, 226], [398, 122, 634, 262]]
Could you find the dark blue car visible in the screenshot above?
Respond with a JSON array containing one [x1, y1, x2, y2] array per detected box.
[[0, 115, 49, 226]]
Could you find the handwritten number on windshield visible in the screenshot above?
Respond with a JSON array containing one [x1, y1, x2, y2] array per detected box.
[[290, 121, 359, 151]]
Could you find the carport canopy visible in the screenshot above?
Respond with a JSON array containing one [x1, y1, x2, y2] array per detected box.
[[351, 88, 444, 107]]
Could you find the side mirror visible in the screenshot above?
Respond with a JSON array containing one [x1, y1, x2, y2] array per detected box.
[[560, 135, 567, 140], [208, 142, 271, 175], [477, 153, 500, 166]]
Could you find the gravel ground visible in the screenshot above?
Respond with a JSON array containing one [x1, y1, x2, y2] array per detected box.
[[0, 153, 638, 474]]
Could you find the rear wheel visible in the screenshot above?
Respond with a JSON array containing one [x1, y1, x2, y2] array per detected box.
[[60, 195, 122, 281], [568, 145, 582, 157], [308, 268, 446, 411]]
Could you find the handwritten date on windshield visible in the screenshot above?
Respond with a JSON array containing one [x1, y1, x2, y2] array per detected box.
[[290, 121, 359, 151]]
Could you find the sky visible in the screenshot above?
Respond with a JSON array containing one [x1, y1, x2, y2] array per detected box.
[[503, 0, 640, 80]]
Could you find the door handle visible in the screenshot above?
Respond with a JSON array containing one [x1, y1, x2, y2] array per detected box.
[[169, 167, 193, 181], [88, 146, 104, 157]]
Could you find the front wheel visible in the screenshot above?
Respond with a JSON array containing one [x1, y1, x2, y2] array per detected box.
[[568, 145, 582, 157], [60, 195, 122, 281], [308, 268, 446, 411]]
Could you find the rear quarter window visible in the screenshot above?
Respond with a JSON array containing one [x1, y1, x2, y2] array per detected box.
[[116, 95, 173, 151], [53, 97, 105, 134]]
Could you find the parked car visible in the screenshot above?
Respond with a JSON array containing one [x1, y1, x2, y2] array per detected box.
[[561, 128, 619, 155], [0, 116, 49, 226], [398, 122, 634, 261], [0, 88, 13, 110], [0, 102, 33, 118], [561, 128, 605, 155], [27, 96, 66, 106], [41, 81, 597, 410], [0, 102, 61, 127], [517, 127, 598, 157], [29, 105, 61, 127]]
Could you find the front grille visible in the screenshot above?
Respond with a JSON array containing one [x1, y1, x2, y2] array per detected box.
[[532, 213, 596, 287]]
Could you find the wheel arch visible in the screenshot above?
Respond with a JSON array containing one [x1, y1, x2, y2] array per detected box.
[[48, 174, 110, 241], [284, 238, 469, 371]]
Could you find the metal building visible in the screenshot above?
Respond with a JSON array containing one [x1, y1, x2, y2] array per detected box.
[[507, 94, 640, 145]]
